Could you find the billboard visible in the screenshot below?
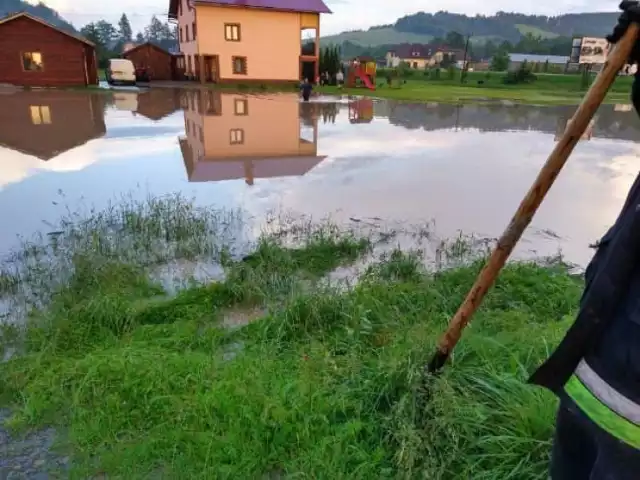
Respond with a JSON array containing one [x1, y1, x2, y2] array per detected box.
[[577, 37, 610, 64]]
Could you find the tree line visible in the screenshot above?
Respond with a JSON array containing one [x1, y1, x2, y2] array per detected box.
[[336, 31, 574, 63], [80, 14, 177, 68], [392, 10, 617, 43]]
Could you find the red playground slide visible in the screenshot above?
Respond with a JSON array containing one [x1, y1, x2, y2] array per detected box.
[[355, 68, 375, 90]]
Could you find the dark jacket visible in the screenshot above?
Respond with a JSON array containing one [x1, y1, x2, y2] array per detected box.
[[529, 74, 640, 397]]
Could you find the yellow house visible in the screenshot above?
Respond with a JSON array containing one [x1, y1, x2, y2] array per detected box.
[[179, 91, 325, 184], [168, 0, 331, 83]]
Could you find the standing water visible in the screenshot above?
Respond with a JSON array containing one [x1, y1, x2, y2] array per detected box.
[[0, 88, 639, 267]]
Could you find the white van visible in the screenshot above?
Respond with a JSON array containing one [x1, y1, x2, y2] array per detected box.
[[106, 59, 136, 86]]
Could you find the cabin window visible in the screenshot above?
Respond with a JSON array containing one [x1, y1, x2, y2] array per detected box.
[[232, 56, 247, 75], [30, 106, 51, 125], [234, 98, 248, 115], [230, 129, 244, 145], [225, 24, 241, 41], [22, 52, 44, 71], [192, 22, 197, 40]]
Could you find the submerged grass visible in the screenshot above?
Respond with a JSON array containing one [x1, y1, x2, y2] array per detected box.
[[0, 196, 583, 478]]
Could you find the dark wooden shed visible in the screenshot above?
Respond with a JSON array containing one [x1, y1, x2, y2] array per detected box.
[[123, 42, 175, 81], [0, 12, 98, 87]]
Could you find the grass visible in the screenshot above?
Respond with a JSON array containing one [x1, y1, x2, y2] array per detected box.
[[198, 71, 633, 106], [0, 196, 584, 478], [316, 71, 633, 105]]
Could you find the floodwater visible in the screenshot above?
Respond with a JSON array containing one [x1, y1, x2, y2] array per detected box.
[[1, 88, 639, 267]]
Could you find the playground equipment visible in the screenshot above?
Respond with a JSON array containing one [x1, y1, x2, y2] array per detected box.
[[348, 99, 374, 123], [346, 57, 376, 90]]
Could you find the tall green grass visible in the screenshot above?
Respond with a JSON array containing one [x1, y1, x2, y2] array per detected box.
[[0, 197, 582, 478]]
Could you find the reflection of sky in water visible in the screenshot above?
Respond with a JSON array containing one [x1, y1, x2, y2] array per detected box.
[[0, 92, 639, 268]]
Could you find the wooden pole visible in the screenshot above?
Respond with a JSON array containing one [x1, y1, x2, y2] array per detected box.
[[427, 24, 640, 374]]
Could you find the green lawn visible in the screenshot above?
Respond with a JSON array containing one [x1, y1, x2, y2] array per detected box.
[[315, 71, 633, 105], [0, 195, 580, 478]]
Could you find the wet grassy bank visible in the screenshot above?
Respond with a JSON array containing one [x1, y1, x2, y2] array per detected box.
[[0, 196, 582, 478]]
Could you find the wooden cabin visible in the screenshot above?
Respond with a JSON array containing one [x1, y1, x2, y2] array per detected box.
[[0, 12, 98, 87], [122, 42, 176, 81]]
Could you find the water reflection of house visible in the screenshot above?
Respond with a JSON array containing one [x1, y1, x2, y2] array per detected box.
[[135, 89, 183, 120], [0, 91, 105, 160], [179, 91, 325, 184]]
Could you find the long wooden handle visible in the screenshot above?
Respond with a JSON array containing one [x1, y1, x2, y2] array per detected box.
[[427, 24, 640, 374]]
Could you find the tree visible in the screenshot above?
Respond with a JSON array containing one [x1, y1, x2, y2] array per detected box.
[[118, 14, 133, 42], [440, 53, 455, 68], [135, 32, 145, 43], [445, 31, 465, 49], [95, 20, 117, 47], [145, 16, 165, 42], [80, 21, 118, 68], [490, 51, 510, 71]]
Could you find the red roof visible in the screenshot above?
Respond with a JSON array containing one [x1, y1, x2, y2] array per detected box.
[[169, 0, 331, 18]]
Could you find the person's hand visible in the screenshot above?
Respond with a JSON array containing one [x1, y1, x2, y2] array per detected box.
[[607, 1, 640, 63]]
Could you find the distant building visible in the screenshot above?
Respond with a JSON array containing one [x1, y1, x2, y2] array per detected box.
[[507, 53, 570, 71], [386, 43, 464, 69], [0, 12, 98, 87], [122, 42, 178, 81]]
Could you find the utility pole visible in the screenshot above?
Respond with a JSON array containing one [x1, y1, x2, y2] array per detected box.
[[460, 33, 472, 84]]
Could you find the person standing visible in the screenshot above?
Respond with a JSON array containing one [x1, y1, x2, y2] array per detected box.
[[336, 70, 344, 88], [529, 4, 640, 478], [300, 78, 313, 102]]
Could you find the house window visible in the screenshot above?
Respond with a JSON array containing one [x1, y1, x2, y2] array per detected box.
[[30, 106, 51, 125], [178, 0, 182, 16], [234, 98, 248, 115], [185, 117, 190, 133], [225, 24, 241, 41], [192, 22, 197, 40], [22, 52, 44, 71], [198, 126, 204, 142], [412, 62, 418, 69], [230, 129, 244, 145], [187, 55, 192, 74], [180, 27, 183, 43], [232, 56, 247, 75]]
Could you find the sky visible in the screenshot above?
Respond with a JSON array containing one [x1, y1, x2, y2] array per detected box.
[[33, 0, 618, 36]]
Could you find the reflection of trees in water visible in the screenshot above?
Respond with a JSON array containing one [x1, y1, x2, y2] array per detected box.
[[299, 102, 339, 125], [386, 103, 640, 141]]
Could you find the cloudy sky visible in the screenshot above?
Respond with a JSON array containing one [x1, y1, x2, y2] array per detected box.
[[34, 0, 617, 35]]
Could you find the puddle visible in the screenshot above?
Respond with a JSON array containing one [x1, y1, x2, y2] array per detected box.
[[0, 88, 639, 270]]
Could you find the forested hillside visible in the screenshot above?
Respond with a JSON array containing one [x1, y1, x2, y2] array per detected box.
[[0, 0, 75, 31], [322, 10, 618, 47]]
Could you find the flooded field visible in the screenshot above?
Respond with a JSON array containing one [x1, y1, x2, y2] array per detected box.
[[1, 88, 639, 267]]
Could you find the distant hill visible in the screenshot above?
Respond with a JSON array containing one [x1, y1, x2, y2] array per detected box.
[[322, 11, 618, 47], [0, 0, 76, 31]]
